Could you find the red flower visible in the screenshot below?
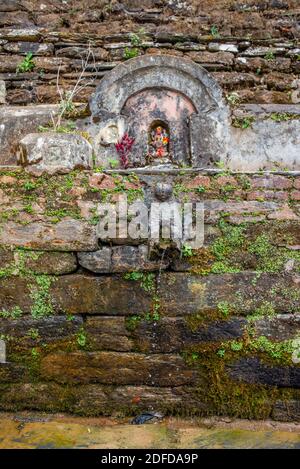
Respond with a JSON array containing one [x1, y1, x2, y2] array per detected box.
[[115, 133, 135, 169]]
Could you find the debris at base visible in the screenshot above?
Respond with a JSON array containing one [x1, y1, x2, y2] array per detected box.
[[131, 412, 164, 425]]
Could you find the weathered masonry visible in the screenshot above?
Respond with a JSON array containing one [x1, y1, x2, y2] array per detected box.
[[0, 0, 299, 421]]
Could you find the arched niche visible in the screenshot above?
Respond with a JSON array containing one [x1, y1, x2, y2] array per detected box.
[[90, 55, 230, 168]]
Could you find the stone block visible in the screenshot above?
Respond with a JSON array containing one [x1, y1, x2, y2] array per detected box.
[[0, 250, 77, 275], [268, 204, 299, 221], [254, 314, 300, 341], [85, 317, 133, 352], [78, 245, 169, 273], [158, 272, 300, 316], [0, 362, 27, 383], [0, 382, 74, 412], [50, 274, 152, 315], [0, 220, 98, 251], [251, 175, 293, 190], [0, 105, 58, 165], [0, 316, 83, 353], [74, 385, 209, 416], [18, 132, 93, 175], [229, 119, 300, 171], [272, 400, 300, 421], [3, 41, 54, 56], [78, 247, 111, 273], [227, 357, 300, 388], [132, 317, 246, 353], [40, 351, 198, 386]]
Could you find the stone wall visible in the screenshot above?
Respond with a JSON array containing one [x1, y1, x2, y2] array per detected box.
[[0, 0, 299, 421], [0, 167, 299, 420], [0, 0, 299, 107]]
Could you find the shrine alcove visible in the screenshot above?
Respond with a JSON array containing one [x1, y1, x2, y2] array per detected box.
[[90, 55, 230, 169]]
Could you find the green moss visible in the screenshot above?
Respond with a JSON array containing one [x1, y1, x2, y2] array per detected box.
[[186, 248, 215, 275], [173, 183, 190, 197], [76, 327, 88, 349], [247, 301, 276, 323], [232, 116, 255, 129], [210, 262, 241, 274], [125, 314, 143, 331], [27, 328, 40, 340], [45, 207, 82, 224], [0, 306, 23, 319], [123, 271, 156, 293], [264, 51, 275, 61], [217, 301, 232, 318], [248, 234, 300, 273], [29, 275, 56, 319], [185, 308, 231, 332], [211, 221, 245, 261], [270, 112, 299, 122], [23, 181, 38, 191], [183, 343, 276, 419], [230, 340, 243, 352], [249, 336, 294, 362]]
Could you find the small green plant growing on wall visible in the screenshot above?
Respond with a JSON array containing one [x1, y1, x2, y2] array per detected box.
[[226, 92, 240, 106], [230, 341, 243, 352], [29, 275, 56, 319], [28, 328, 39, 340], [217, 301, 232, 317], [31, 347, 40, 359], [77, 328, 87, 348], [23, 181, 37, 191], [123, 272, 155, 293], [264, 51, 275, 61], [210, 25, 220, 38], [16, 52, 35, 73], [108, 158, 119, 169], [217, 348, 225, 358], [232, 116, 254, 129], [129, 32, 142, 47], [0, 306, 23, 319], [125, 314, 142, 331], [124, 47, 139, 59], [181, 244, 193, 258], [270, 113, 295, 122], [195, 185, 206, 194]]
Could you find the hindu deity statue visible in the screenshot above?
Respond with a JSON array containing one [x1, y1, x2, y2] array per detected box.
[[148, 124, 170, 162]]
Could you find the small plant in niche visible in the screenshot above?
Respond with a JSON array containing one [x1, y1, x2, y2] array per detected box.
[[115, 133, 135, 169]]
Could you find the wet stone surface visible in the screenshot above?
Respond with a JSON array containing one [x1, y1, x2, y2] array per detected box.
[[0, 413, 300, 449]]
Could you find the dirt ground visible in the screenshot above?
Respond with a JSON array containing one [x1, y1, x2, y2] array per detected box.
[[0, 412, 300, 449]]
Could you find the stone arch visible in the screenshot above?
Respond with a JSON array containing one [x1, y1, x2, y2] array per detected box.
[[90, 55, 230, 168]]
